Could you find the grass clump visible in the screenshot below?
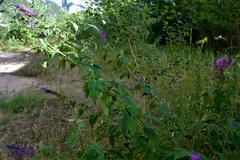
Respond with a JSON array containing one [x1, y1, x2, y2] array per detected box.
[[0, 89, 51, 113], [0, 38, 25, 52]]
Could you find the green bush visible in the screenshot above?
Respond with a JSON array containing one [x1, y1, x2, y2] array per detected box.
[[0, 0, 61, 48], [86, 0, 150, 43], [87, 0, 240, 51], [1, 1, 240, 159]]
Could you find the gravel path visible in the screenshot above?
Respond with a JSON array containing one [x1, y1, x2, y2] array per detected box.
[[0, 52, 38, 98]]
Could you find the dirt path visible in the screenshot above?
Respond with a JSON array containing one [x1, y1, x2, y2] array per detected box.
[[0, 51, 38, 98]]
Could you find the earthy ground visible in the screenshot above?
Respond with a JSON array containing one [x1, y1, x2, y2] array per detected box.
[[0, 51, 40, 120], [0, 51, 77, 159], [0, 52, 38, 98]]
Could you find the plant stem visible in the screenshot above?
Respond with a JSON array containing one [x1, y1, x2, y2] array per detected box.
[[128, 39, 140, 73]]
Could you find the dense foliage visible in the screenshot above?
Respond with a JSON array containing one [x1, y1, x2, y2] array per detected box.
[[0, 0, 240, 160], [86, 0, 240, 51]]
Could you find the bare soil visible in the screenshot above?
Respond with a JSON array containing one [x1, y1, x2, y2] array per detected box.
[[0, 51, 39, 119], [0, 52, 38, 98]]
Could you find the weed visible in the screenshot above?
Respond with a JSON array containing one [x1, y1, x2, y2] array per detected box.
[[0, 89, 51, 113]]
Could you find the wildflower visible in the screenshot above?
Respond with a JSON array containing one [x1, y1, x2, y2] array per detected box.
[[215, 57, 232, 71], [97, 29, 109, 43], [26, 22, 36, 30], [40, 87, 61, 97], [190, 152, 202, 160], [15, 4, 37, 18], [40, 87, 52, 94], [136, 75, 144, 82], [87, 24, 109, 43], [5, 144, 34, 159]]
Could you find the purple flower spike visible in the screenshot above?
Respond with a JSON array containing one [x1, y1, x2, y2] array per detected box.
[[136, 75, 144, 82], [40, 87, 61, 97], [40, 87, 51, 94], [5, 144, 34, 159], [15, 4, 37, 18], [215, 57, 232, 71], [96, 29, 109, 43], [190, 152, 202, 160]]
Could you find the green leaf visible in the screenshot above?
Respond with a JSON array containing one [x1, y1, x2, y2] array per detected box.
[[72, 22, 79, 32], [42, 146, 56, 156], [84, 144, 105, 160], [159, 104, 170, 115], [71, 42, 81, 51], [143, 84, 153, 96], [120, 72, 130, 79], [128, 116, 138, 135], [39, 38, 48, 50], [174, 149, 190, 159], [201, 113, 219, 122], [122, 112, 138, 136], [226, 118, 240, 129], [89, 114, 98, 127], [101, 95, 113, 116], [87, 79, 102, 103], [143, 126, 156, 138], [67, 52, 79, 64], [147, 114, 165, 125], [93, 64, 103, 77], [42, 61, 48, 68], [69, 100, 76, 108], [47, 52, 56, 58], [65, 127, 79, 147], [122, 57, 128, 66]]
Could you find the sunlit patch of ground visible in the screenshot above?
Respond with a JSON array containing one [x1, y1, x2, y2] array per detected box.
[[0, 74, 38, 97], [0, 63, 28, 73], [0, 52, 38, 98], [0, 52, 29, 73]]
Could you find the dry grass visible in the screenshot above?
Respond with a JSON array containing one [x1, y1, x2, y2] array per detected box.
[[0, 99, 73, 159]]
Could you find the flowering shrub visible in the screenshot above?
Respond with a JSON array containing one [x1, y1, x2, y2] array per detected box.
[[86, 0, 150, 43], [1, 1, 240, 160], [88, 24, 109, 43], [34, 12, 240, 159], [0, 1, 56, 47]]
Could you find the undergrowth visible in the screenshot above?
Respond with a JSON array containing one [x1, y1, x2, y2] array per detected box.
[[0, 1, 240, 160], [0, 89, 51, 113]]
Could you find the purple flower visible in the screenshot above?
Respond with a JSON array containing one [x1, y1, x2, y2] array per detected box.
[[40, 87, 61, 97], [136, 75, 144, 82], [215, 57, 232, 71], [96, 29, 109, 43], [5, 144, 34, 159], [26, 23, 36, 30], [87, 24, 109, 43], [40, 87, 51, 94], [15, 4, 37, 18], [190, 153, 202, 160]]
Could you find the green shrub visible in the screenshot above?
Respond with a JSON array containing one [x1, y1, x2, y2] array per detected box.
[[86, 0, 150, 43]]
